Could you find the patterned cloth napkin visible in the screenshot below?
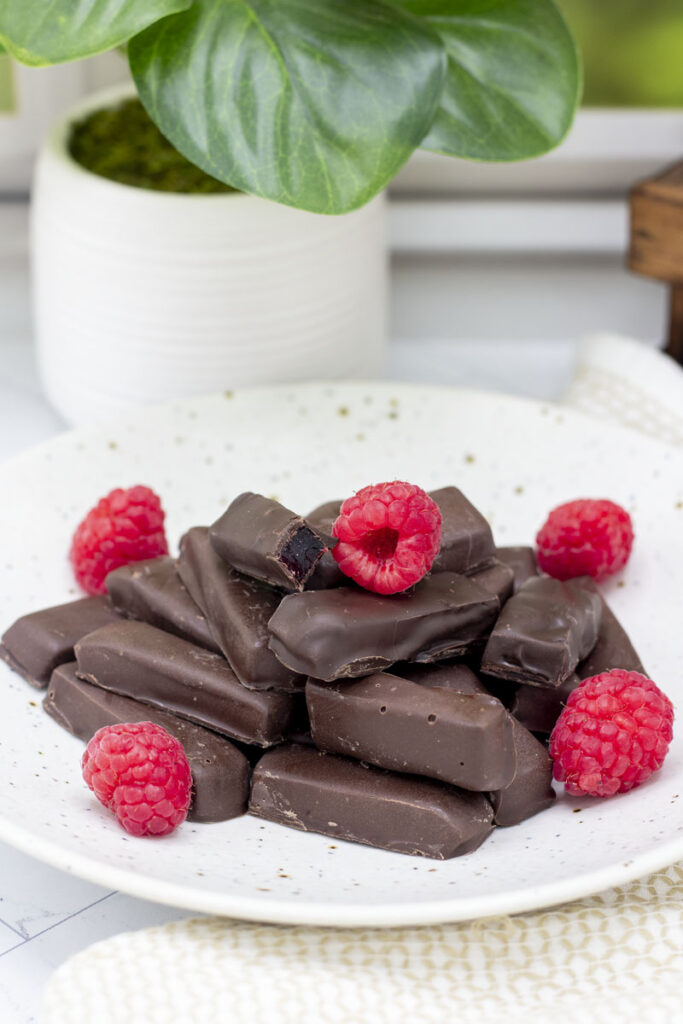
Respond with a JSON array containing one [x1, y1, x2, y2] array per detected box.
[[42, 334, 683, 1024]]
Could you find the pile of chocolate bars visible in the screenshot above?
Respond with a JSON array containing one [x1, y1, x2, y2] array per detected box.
[[0, 487, 644, 859]]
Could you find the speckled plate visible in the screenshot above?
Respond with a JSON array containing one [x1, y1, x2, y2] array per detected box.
[[0, 382, 681, 927]]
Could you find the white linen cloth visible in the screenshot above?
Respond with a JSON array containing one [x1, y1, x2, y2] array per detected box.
[[42, 334, 683, 1024]]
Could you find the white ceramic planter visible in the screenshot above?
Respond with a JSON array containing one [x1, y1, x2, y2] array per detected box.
[[32, 85, 387, 425]]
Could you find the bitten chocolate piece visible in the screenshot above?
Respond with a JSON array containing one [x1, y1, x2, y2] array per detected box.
[[0, 596, 120, 689], [307, 673, 515, 791], [488, 717, 555, 826], [481, 576, 602, 688], [467, 559, 515, 606], [495, 546, 540, 593], [75, 621, 297, 747], [44, 663, 249, 823], [396, 661, 489, 696], [106, 557, 220, 654], [210, 492, 325, 591], [268, 573, 499, 682], [178, 527, 304, 693], [430, 486, 495, 574], [249, 745, 494, 859], [506, 596, 645, 735], [304, 500, 345, 590]]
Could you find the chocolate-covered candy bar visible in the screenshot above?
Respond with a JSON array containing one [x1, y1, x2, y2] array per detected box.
[[396, 660, 489, 696], [430, 486, 495, 574], [75, 621, 297, 747], [577, 596, 644, 679], [106, 557, 220, 654], [304, 500, 345, 590], [506, 596, 645, 735], [495, 546, 540, 593], [178, 527, 304, 693], [44, 663, 249, 823], [268, 573, 500, 682], [505, 674, 580, 736], [209, 492, 326, 591], [488, 717, 555, 826], [307, 673, 516, 791], [467, 558, 515, 606], [481, 576, 602, 688], [1, 596, 120, 689], [249, 744, 494, 859]]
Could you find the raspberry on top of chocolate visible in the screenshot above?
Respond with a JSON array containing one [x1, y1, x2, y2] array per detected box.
[[331, 481, 442, 594]]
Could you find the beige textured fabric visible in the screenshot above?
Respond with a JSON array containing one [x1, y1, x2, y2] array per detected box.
[[42, 335, 683, 1024], [43, 864, 683, 1024]]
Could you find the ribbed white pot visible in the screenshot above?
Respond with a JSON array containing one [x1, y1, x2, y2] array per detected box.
[[32, 86, 387, 425]]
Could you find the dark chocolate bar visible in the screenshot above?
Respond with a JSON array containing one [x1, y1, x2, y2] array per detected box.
[[106, 557, 220, 654], [396, 660, 489, 696], [505, 595, 645, 735], [249, 744, 495, 859], [430, 486, 495, 574], [75, 621, 297, 747], [210, 492, 325, 591], [488, 717, 555, 826], [178, 527, 304, 692], [481, 576, 602, 688], [44, 663, 249, 823], [268, 572, 500, 682], [1, 596, 120, 689], [307, 673, 516, 791], [504, 674, 580, 736], [304, 500, 345, 590], [495, 546, 540, 593], [466, 558, 515, 606]]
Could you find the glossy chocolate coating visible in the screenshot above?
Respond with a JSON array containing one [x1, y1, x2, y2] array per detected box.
[[210, 492, 325, 591], [249, 744, 495, 859], [467, 558, 515, 606], [106, 557, 220, 654], [44, 663, 249, 823], [0, 596, 119, 689], [481, 576, 602, 688], [268, 572, 500, 682], [178, 527, 304, 692], [307, 673, 516, 791], [396, 660, 489, 696], [488, 717, 555, 826], [506, 595, 644, 735], [430, 486, 496, 574], [304, 500, 345, 590], [495, 546, 540, 593], [75, 620, 297, 747]]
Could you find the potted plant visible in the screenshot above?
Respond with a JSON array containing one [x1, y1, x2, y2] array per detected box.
[[0, 1, 580, 424]]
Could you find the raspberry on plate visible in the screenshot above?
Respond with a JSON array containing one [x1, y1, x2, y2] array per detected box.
[[549, 670, 674, 798], [331, 481, 441, 595], [536, 498, 633, 581], [70, 485, 169, 595], [82, 722, 192, 837]]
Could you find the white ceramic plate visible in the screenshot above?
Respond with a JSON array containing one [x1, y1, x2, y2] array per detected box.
[[0, 382, 681, 927]]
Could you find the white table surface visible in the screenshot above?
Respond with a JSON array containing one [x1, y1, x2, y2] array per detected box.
[[0, 200, 595, 1023]]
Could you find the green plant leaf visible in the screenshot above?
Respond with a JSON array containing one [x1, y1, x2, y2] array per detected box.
[[0, 0, 191, 67], [129, 0, 446, 214], [393, 0, 580, 160]]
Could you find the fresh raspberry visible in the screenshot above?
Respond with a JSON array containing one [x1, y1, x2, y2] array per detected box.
[[82, 722, 192, 837], [536, 498, 634, 581], [549, 670, 674, 798], [331, 481, 441, 594], [70, 485, 168, 595]]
